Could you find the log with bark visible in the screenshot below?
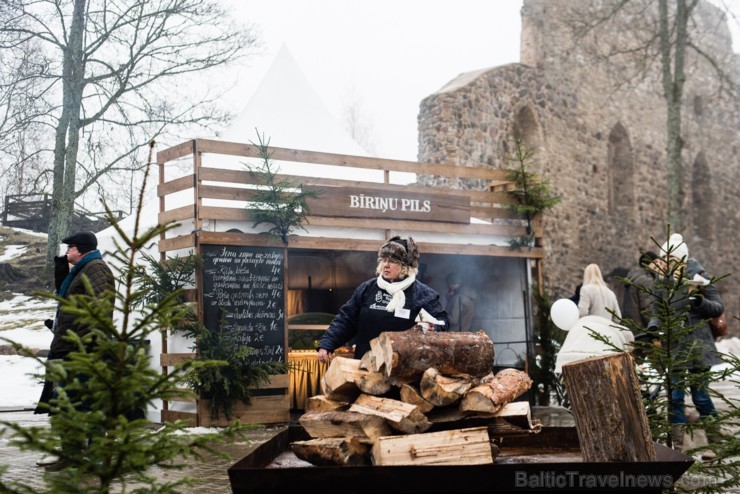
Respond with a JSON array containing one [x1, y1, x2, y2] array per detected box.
[[419, 367, 476, 407], [369, 329, 494, 380], [299, 410, 393, 444], [460, 368, 532, 414], [398, 383, 434, 414], [291, 438, 370, 466], [561, 352, 655, 462]]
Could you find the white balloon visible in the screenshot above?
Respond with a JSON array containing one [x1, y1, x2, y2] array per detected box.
[[551, 298, 580, 331]]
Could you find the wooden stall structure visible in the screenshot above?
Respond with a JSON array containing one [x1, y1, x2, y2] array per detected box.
[[156, 138, 545, 426]]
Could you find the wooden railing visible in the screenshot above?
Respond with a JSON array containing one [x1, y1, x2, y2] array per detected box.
[[156, 138, 544, 258]]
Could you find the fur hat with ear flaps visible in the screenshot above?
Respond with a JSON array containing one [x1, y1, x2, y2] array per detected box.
[[378, 236, 420, 269]]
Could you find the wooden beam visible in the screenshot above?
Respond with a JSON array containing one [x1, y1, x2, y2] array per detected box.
[[195, 138, 511, 181], [159, 234, 196, 252], [158, 174, 195, 197], [159, 204, 195, 224], [157, 140, 195, 164]]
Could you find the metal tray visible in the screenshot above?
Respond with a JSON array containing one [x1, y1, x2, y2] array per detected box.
[[228, 425, 694, 493]]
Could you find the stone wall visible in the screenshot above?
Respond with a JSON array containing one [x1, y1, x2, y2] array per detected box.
[[418, 0, 740, 331]]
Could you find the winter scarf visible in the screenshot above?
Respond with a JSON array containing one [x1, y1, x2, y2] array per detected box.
[[58, 250, 103, 299], [376, 274, 416, 312]]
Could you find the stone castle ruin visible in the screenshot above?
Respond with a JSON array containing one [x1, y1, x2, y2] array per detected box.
[[418, 0, 740, 331]]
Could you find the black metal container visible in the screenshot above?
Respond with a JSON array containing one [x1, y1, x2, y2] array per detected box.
[[228, 425, 693, 494]]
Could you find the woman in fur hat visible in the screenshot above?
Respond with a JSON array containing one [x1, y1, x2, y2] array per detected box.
[[317, 236, 449, 362]]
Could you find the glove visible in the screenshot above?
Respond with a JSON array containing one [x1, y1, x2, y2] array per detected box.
[[44, 319, 54, 330], [53, 255, 69, 292]]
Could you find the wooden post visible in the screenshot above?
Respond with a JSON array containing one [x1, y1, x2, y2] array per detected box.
[[561, 352, 656, 462]]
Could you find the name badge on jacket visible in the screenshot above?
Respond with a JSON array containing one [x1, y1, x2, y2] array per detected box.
[[394, 307, 411, 319]]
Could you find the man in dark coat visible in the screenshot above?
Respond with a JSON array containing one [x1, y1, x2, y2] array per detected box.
[[35, 231, 115, 469], [47, 231, 115, 358], [622, 251, 658, 329]]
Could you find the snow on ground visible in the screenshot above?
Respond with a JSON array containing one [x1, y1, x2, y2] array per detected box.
[[0, 294, 56, 409], [0, 245, 28, 262]]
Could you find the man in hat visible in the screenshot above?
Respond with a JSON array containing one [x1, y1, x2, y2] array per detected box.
[[35, 230, 115, 470], [317, 236, 449, 362], [46, 230, 115, 359]]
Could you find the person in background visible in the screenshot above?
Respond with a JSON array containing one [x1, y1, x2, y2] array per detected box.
[[648, 233, 724, 451], [569, 284, 582, 306], [622, 251, 659, 330], [34, 231, 115, 470], [577, 263, 622, 322], [317, 236, 449, 363], [445, 272, 477, 332]]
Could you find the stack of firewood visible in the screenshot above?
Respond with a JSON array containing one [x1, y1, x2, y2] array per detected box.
[[292, 328, 536, 467]]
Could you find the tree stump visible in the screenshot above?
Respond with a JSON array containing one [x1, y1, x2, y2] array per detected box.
[[561, 352, 656, 462]]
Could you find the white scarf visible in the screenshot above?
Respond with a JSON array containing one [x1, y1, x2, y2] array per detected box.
[[377, 274, 416, 312]]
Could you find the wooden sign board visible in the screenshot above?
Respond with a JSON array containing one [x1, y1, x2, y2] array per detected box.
[[304, 186, 470, 224], [201, 244, 285, 364]]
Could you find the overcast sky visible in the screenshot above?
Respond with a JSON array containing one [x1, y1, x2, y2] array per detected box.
[[218, 0, 524, 161], [216, 0, 739, 162]]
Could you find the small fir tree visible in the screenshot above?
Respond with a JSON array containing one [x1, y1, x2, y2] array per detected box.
[[504, 141, 561, 249], [245, 130, 322, 245]]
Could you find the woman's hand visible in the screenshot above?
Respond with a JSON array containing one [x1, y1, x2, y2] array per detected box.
[[317, 348, 332, 364]]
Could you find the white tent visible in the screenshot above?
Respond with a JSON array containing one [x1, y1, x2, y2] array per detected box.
[[222, 43, 369, 156]]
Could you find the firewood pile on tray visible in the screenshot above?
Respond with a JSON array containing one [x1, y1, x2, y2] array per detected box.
[[292, 327, 539, 467]]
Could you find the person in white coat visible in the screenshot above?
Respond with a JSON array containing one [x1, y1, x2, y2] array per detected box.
[[578, 263, 622, 322], [554, 315, 635, 374]]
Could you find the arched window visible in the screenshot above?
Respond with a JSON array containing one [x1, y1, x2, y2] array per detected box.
[[511, 105, 542, 172], [691, 152, 715, 241], [607, 123, 634, 215]]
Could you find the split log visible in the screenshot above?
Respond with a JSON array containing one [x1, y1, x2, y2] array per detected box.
[[419, 367, 475, 407], [349, 394, 431, 434], [369, 329, 494, 380], [371, 426, 494, 466], [360, 350, 375, 371], [299, 411, 392, 444], [399, 383, 434, 414], [460, 368, 532, 414], [291, 438, 370, 466], [427, 401, 540, 435], [562, 352, 656, 462], [323, 356, 390, 400], [306, 395, 348, 413], [356, 369, 392, 396]]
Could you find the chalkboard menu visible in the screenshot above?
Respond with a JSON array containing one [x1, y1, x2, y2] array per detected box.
[[201, 245, 285, 364]]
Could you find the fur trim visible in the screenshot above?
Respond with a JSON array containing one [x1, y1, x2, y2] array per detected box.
[[378, 236, 420, 269]]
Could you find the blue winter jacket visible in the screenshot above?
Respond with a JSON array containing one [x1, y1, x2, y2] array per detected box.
[[318, 277, 449, 358]]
